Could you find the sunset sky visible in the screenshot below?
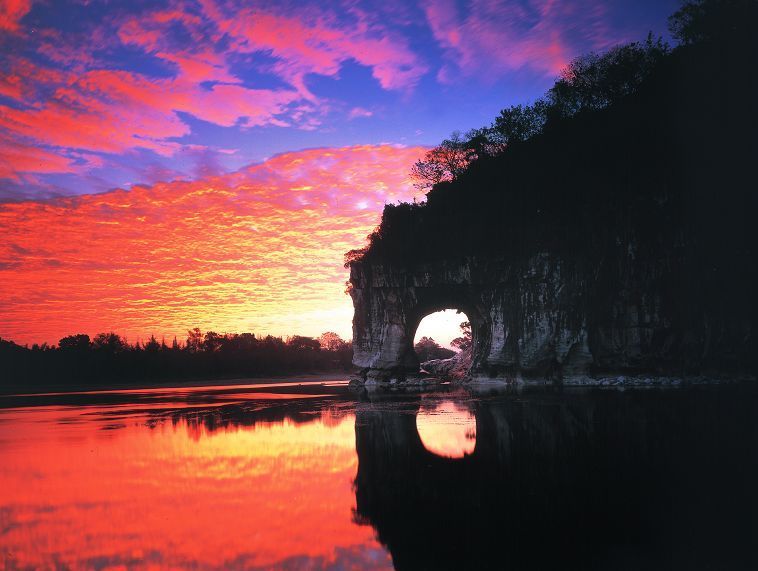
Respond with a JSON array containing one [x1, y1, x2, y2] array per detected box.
[[0, 0, 677, 346]]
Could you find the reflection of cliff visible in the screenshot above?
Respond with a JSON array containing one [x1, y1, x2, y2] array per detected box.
[[354, 390, 758, 570], [170, 397, 346, 440], [28, 385, 353, 438]]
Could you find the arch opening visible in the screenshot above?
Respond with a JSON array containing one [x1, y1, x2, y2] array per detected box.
[[412, 309, 473, 380]]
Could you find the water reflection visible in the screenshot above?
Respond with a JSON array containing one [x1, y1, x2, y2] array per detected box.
[[1, 383, 756, 570], [415, 397, 477, 458], [354, 387, 758, 571], [0, 382, 392, 570]]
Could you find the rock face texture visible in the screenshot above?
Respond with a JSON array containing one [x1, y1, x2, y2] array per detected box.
[[349, 245, 755, 383]]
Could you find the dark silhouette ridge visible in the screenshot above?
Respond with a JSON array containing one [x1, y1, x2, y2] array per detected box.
[[0, 329, 352, 392], [347, 0, 758, 383], [353, 387, 758, 570]]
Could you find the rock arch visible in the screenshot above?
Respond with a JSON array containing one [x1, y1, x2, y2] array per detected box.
[[348, 255, 594, 384], [348, 261, 493, 383]]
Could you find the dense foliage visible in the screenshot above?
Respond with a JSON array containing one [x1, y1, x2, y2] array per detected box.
[[349, 0, 756, 271], [0, 330, 352, 391]]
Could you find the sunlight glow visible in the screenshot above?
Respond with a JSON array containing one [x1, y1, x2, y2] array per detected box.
[[0, 145, 424, 345]]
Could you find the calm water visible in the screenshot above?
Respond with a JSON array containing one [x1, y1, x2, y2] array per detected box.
[[0, 381, 756, 570]]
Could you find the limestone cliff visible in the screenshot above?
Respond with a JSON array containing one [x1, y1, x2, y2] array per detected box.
[[348, 38, 757, 384], [350, 244, 755, 383]]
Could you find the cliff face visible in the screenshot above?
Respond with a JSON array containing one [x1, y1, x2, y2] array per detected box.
[[348, 40, 757, 384], [350, 243, 753, 383]]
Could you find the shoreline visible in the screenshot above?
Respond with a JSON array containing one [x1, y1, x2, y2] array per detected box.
[[0, 372, 351, 396]]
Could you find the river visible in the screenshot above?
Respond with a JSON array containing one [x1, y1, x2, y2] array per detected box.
[[0, 381, 756, 570]]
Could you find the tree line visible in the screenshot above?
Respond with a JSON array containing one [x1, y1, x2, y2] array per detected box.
[[407, 33, 669, 191], [0, 329, 353, 391], [405, 0, 750, 192]]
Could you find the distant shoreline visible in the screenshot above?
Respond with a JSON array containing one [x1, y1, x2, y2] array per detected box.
[[0, 372, 351, 396]]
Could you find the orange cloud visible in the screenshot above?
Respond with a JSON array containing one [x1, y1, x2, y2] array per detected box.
[[0, 144, 425, 346]]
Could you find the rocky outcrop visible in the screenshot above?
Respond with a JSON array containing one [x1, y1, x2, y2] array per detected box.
[[347, 36, 758, 386], [421, 346, 472, 380], [349, 245, 756, 384]]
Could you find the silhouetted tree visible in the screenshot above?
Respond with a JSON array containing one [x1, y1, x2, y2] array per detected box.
[[92, 332, 127, 353], [144, 335, 160, 352], [669, 0, 756, 44], [450, 322, 472, 352], [410, 131, 476, 190], [286, 335, 321, 351], [491, 101, 548, 147], [547, 35, 668, 118], [186, 327, 203, 353], [59, 334, 91, 351], [1, 326, 355, 391], [414, 336, 456, 362], [203, 331, 223, 352], [407, 35, 668, 191]]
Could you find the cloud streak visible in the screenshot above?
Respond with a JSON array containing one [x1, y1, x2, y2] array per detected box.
[[423, 0, 614, 81]]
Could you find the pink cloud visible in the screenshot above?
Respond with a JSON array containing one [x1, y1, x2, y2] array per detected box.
[[0, 136, 78, 179], [0, 61, 300, 162], [423, 0, 612, 81], [348, 107, 373, 120], [0, 0, 31, 32], [0, 1, 428, 180], [203, 1, 427, 94]]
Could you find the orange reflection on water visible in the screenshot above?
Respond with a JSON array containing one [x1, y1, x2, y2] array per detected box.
[[415, 400, 477, 459], [0, 399, 391, 569]]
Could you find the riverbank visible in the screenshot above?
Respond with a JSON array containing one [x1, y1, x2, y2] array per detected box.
[[0, 372, 350, 396]]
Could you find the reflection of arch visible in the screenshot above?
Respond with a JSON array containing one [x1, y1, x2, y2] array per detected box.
[[353, 391, 758, 570], [415, 398, 476, 458]]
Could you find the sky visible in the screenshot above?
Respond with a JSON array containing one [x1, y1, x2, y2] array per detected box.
[[0, 0, 679, 347]]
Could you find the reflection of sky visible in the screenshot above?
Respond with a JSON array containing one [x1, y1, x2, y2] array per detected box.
[[0, 395, 392, 569], [416, 399, 476, 458], [0, 0, 679, 343]]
